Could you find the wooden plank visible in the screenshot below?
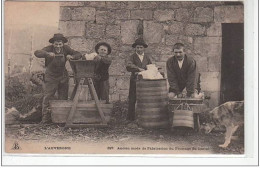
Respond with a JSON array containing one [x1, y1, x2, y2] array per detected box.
[[50, 100, 113, 109], [87, 78, 107, 125], [65, 78, 85, 127], [67, 124, 107, 128]]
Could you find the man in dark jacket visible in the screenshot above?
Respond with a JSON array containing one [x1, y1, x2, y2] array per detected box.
[[93, 42, 112, 103], [34, 33, 81, 123], [126, 38, 152, 121], [166, 43, 197, 98]]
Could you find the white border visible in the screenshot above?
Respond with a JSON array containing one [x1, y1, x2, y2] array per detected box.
[[1, 0, 259, 166]]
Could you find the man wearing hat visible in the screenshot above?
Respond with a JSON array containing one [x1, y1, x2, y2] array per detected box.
[[93, 42, 112, 103], [34, 33, 81, 123], [126, 38, 152, 121]]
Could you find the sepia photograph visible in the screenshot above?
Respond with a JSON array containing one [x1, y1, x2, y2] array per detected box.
[[1, 0, 258, 166]]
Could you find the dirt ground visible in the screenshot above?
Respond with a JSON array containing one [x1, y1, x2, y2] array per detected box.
[[4, 73, 244, 155], [5, 115, 244, 154]]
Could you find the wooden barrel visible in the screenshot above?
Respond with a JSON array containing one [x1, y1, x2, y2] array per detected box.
[[172, 109, 194, 129], [136, 79, 169, 128]]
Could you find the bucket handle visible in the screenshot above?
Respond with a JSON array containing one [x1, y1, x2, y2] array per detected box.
[[175, 102, 192, 111]]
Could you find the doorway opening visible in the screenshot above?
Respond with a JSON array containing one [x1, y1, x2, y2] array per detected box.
[[221, 23, 244, 103]]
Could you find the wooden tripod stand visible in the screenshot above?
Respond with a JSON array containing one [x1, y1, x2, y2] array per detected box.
[[65, 60, 108, 128]]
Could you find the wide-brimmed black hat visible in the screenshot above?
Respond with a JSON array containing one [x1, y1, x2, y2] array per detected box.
[[49, 33, 68, 43], [95, 42, 112, 55], [132, 38, 148, 48]]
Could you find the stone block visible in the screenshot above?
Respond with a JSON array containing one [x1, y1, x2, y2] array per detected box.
[[106, 25, 121, 38], [60, 2, 84, 7], [140, 1, 158, 9], [109, 58, 127, 76], [175, 8, 191, 22], [160, 55, 172, 62], [165, 35, 192, 46], [158, 45, 174, 55], [121, 1, 140, 9], [208, 56, 221, 72], [200, 72, 220, 92], [116, 76, 130, 90], [96, 11, 115, 24], [214, 5, 244, 23], [119, 46, 134, 54], [71, 7, 95, 21], [59, 21, 85, 37], [185, 24, 206, 36], [69, 37, 95, 52], [193, 55, 208, 72], [106, 1, 121, 9], [101, 38, 120, 52], [154, 10, 175, 22], [60, 7, 71, 21], [110, 93, 120, 101], [194, 37, 222, 57], [148, 54, 161, 62], [158, 2, 182, 9], [168, 22, 184, 34], [193, 7, 213, 23], [109, 76, 117, 88], [155, 61, 167, 73], [204, 91, 220, 109], [113, 10, 130, 20], [143, 21, 164, 44], [85, 1, 106, 8], [207, 23, 222, 36], [121, 20, 139, 44], [119, 90, 129, 101], [130, 10, 153, 20], [86, 24, 105, 39]]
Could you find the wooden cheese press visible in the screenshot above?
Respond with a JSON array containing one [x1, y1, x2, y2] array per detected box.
[[65, 60, 108, 128]]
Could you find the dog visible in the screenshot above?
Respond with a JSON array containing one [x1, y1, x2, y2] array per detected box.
[[200, 101, 244, 148]]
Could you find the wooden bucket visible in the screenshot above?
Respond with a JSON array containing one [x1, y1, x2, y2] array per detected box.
[[172, 103, 194, 129], [50, 100, 113, 124], [136, 78, 169, 128]]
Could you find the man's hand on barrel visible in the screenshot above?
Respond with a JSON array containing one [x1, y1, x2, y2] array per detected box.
[[168, 92, 176, 99], [138, 68, 145, 72], [177, 93, 183, 98], [93, 55, 101, 62], [66, 55, 73, 60]]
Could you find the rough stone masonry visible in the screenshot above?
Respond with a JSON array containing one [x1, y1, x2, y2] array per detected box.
[[59, 1, 244, 108]]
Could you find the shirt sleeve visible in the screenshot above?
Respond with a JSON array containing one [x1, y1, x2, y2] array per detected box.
[[101, 56, 112, 65], [126, 54, 141, 73], [166, 58, 180, 94], [64, 45, 82, 60], [186, 59, 197, 96], [34, 46, 52, 58]]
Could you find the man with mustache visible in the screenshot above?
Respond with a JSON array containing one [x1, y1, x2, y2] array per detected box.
[[166, 43, 197, 99], [34, 33, 81, 123]]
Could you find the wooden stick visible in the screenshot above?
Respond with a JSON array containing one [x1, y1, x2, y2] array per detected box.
[[65, 78, 85, 127], [87, 78, 107, 125]]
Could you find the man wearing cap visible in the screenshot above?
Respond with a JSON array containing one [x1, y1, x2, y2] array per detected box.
[[166, 43, 197, 99], [93, 42, 112, 103], [34, 33, 81, 123], [126, 38, 152, 121]]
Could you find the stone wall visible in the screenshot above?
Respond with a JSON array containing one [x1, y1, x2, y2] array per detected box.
[[59, 1, 244, 108]]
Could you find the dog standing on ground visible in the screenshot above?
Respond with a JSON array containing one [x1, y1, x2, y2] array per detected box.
[[200, 101, 244, 148]]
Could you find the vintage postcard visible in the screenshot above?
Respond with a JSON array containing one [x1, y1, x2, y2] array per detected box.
[[1, 0, 258, 165]]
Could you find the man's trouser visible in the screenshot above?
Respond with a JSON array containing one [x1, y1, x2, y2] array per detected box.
[[127, 78, 136, 121], [94, 79, 110, 103], [42, 75, 69, 122]]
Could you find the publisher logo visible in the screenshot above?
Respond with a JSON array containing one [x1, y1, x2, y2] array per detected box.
[[12, 141, 21, 150]]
